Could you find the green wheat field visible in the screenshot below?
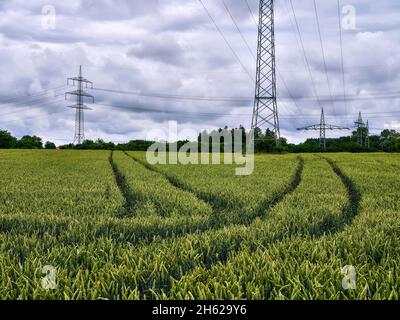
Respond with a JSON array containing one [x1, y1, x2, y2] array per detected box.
[[0, 150, 399, 300]]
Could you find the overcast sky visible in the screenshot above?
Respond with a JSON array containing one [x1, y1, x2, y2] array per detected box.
[[0, 0, 399, 144]]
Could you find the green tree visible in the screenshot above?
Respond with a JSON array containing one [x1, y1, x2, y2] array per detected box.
[[0, 130, 17, 149], [45, 141, 56, 149], [379, 129, 400, 152], [16, 135, 43, 149]]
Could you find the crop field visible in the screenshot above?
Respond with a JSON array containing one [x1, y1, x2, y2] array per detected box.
[[0, 150, 399, 300]]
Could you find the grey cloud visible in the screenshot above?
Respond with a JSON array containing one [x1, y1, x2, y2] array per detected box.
[[127, 34, 185, 66], [0, 0, 399, 144]]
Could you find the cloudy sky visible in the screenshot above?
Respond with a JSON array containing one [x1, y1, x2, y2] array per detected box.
[[0, 0, 399, 144]]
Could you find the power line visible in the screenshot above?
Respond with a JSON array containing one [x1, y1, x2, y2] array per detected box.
[[4, 83, 397, 119], [289, 0, 324, 109], [276, 0, 321, 127], [204, 0, 305, 125], [197, 0, 254, 81], [279, 0, 309, 73], [0, 94, 65, 118], [91, 86, 252, 103], [244, 0, 258, 26], [276, 69, 305, 116], [0, 100, 68, 124], [91, 100, 400, 120], [0, 85, 66, 105], [313, 0, 335, 113], [222, 0, 255, 60], [1, 96, 398, 130], [297, 108, 350, 150], [90, 86, 400, 103], [337, 0, 349, 126], [242, 0, 310, 128], [4, 90, 400, 119]]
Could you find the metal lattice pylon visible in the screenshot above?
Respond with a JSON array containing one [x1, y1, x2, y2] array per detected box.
[[320, 107, 326, 150], [297, 108, 350, 151], [65, 66, 94, 145], [354, 112, 366, 146], [251, 0, 280, 145]]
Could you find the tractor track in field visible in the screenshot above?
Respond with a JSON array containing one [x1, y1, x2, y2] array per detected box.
[[325, 158, 362, 230], [123, 152, 305, 227], [117, 153, 307, 299], [251, 156, 304, 221], [122, 151, 232, 213], [0, 154, 305, 258], [109, 151, 137, 218], [0, 152, 308, 300], [152, 157, 361, 299], [123, 151, 241, 229]]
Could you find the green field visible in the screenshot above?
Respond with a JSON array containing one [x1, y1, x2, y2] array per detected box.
[[0, 150, 399, 300]]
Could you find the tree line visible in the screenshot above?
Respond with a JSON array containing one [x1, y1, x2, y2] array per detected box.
[[1, 127, 399, 153]]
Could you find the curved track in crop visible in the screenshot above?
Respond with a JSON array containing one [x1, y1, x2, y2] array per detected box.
[[2, 151, 397, 299], [124, 152, 304, 226], [325, 158, 361, 229], [109, 151, 137, 218], [157, 156, 364, 299], [123, 151, 233, 211]]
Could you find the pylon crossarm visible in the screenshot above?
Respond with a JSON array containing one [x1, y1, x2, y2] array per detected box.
[[297, 124, 320, 131], [68, 77, 93, 85], [325, 125, 350, 130], [65, 90, 94, 99], [67, 104, 93, 110]]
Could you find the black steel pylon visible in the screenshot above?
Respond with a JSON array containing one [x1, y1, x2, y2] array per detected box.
[[65, 66, 94, 144], [320, 108, 326, 150], [297, 108, 350, 151], [354, 112, 365, 146], [251, 0, 280, 146]]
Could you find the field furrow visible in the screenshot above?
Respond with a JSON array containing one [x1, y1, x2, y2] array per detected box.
[[0, 150, 399, 300], [163, 156, 400, 300], [128, 151, 301, 226]]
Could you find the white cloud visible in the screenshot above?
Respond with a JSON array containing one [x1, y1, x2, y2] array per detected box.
[[0, 0, 399, 144]]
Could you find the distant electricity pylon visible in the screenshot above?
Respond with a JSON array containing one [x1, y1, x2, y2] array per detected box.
[[354, 112, 366, 146], [251, 0, 280, 146], [65, 66, 94, 144], [297, 108, 349, 151]]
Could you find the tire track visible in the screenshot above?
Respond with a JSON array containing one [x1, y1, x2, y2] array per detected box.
[[0, 155, 304, 250], [124, 152, 304, 227], [123, 151, 232, 212], [160, 157, 361, 299], [109, 151, 137, 218], [251, 156, 304, 221], [325, 158, 361, 229], [120, 155, 305, 299]]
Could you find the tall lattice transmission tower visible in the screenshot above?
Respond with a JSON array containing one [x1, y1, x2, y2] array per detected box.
[[251, 0, 280, 145], [354, 112, 366, 146], [297, 108, 349, 151], [65, 66, 94, 144]]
